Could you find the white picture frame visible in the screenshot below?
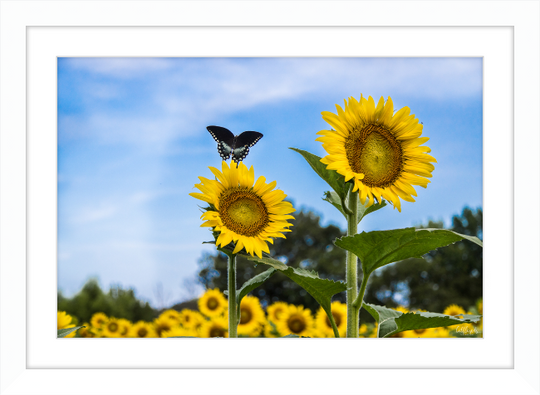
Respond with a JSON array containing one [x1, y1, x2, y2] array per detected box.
[[1, 1, 539, 394]]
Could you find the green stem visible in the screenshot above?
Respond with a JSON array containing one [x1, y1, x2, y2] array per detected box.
[[328, 310, 340, 338], [345, 189, 359, 338], [226, 252, 238, 338], [353, 271, 369, 310]]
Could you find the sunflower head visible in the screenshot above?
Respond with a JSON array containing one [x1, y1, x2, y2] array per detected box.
[[178, 309, 204, 330], [275, 305, 314, 337], [443, 304, 466, 318], [266, 301, 290, 323], [316, 95, 436, 212], [153, 316, 178, 337], [102, 317, 122, 338], [190, 161, 295, 258], [198, 289, 228, 318], [90, 312, 108, 329], [237, 295, 266, 337], [200, 316, 229, 338], [159, 309, 181, 325], [129, 321, 157, 338]]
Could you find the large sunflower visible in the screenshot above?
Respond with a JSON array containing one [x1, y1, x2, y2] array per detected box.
[[315, 301, 347, 338], [317, 95, 436, 211], [190, 161, 295, 258], [237, 295, 266, 337]]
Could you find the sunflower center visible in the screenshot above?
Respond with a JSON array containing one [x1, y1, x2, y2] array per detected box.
[[207, 297, 219, 310], [325, 311, 342, 328], [288, 315, 306, 334], [219, 188, 269, 237], [108, 323, 118, 332], [240, 308, 253, 325], [345, 123, 403, 188], [209, 326, 226, 338], [414, 328, 427, 335], [138, 328, 148, 337]]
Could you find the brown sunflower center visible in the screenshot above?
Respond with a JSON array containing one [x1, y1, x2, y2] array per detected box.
[[414, 328, 427, 335], [138, 328, 148, 337], [108, 322, 118, 332], [325, 311, 342, 328], [219, 188, 269, 237], [288, 315, 306, 334], [207, 297, 219, 310], [209, 326, 226, 338], [240, 307, 253, 324], [345, 123, 403, 188]]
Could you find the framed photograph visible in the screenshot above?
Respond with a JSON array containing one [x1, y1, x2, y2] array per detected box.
[[1, 1, 538, 394]]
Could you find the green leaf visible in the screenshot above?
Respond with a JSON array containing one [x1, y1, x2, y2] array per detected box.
[[235, 268, 276, 325], [57, 326, 85, 338], [357, 198, 387, 224], [335, 227, 483, 275], [363, 303, 482, 338], [242, 253, 347, 337], [289, 148, 347, 199], [323, 190, 387, 223], [323, 191, 347, 218]]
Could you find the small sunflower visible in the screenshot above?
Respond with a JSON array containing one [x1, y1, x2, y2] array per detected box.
[[198, 289, 228, 318], [266, 301, 290, 324], [178, 309, 205, 330], [129, 321, 157, 338], [90, 312, 108, 329], [159, 309, 181, 325], [117, 319, 132, 337], [317, 95, 436, 211], [275, 305, 314, 337], [154, 316, 178, 337], [57, 311, 76, 338], [190, 161, 295, 258], [102, 317, 123, 338], [237, 295, 266, 337], [315, 301, 347, 338], [443, 304, 466, 318], [200, 316, 229, 338]]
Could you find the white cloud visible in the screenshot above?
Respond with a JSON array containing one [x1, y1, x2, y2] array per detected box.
[[59, 57, 481, 147]]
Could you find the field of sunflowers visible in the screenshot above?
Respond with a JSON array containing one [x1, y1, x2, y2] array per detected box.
[[58, 289, 482, 338]]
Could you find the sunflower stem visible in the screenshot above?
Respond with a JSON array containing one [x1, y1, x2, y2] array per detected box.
[[345, 188, 359, 338], [226, 252, 238, 338]]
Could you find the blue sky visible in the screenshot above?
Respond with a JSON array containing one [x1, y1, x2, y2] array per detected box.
[[57, 57, 482, 308]]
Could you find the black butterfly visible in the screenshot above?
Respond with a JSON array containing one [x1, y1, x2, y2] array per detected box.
[[207, 126, 263, 163]]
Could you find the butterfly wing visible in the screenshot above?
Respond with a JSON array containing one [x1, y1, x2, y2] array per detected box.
[[207, 126, 235, 161], [231, 131, 263, 163]]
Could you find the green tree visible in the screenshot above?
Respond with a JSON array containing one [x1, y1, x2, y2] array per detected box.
[[58, 278, 157, 324], [197, 207, 347, 311]]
